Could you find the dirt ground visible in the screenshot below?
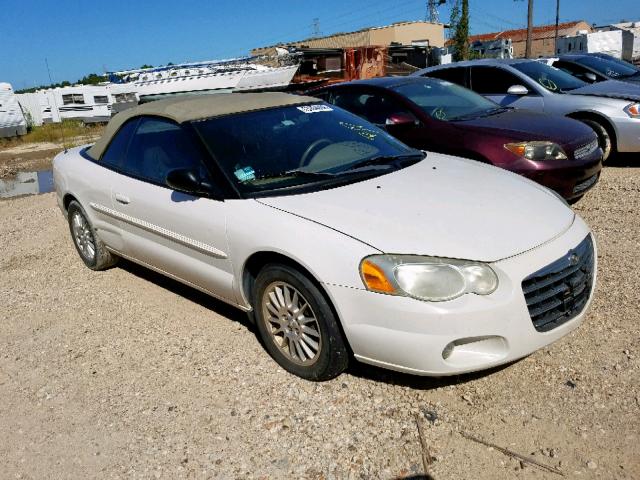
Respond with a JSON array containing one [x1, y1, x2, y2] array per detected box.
[[0, 133, 102, 178], [0, 160, 638, 479]]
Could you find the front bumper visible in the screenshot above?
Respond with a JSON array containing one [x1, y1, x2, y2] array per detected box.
[[324, 216, 595, 376], [613, 116, 640, 153], [518, 151, 602, 201]]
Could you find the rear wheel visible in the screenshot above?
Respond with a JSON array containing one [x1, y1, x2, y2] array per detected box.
[[253, 263, 349, 381], [67, 201, 118, 270], [580, 118, 614, 162]]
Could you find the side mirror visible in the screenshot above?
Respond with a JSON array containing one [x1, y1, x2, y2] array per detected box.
[[507, 85, 529, 96], [385, 112, 418, 132], [166, 168, 213, 197], [584, 72, 598, 83]]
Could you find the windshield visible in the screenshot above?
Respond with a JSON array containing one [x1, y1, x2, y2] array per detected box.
[[392, 79, 501, 121], [574, 56, 639, 78], [193, 103, 419, 196], [512, 61, 587, 92]]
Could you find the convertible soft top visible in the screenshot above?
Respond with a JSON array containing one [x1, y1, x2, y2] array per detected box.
[[88, 92, 321, 159]]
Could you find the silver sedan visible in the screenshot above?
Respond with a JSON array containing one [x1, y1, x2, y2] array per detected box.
[[415, 59, 640, 161]]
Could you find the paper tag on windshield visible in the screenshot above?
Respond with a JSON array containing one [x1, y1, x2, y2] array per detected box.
[[297, 105, 333, 113], [234, 166, 255, 182]]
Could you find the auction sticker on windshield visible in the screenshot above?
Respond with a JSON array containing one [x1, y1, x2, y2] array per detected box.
[[297, 105, 333, 113]]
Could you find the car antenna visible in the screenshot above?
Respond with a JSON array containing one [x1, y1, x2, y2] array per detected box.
[[45, 57, 68, 153]]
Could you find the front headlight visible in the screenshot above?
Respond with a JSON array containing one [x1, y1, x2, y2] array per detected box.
[[505, 141, 568, 160], [360, 255, 498, 302], [624, 103, 640, 118]]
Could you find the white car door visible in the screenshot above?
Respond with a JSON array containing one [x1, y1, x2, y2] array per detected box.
[[107, 116, 236, 303], [470, 66, 545, 111]]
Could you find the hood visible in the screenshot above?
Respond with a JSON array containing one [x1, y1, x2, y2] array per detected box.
[[569, 79, 640, 102], [454, 109, 594, 144], [257, 154, 575, 262]]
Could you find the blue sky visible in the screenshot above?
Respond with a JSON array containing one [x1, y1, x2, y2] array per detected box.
[[1, 0, 637, 89]]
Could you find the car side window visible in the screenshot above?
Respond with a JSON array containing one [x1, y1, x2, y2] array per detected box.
[[121, 117, 210, 187], [330, 90, 411, 126], [100, 118, 138, 168], [426, 67, 467, 87], [553, 61, 602, 82], [470, 66, 525, 94]]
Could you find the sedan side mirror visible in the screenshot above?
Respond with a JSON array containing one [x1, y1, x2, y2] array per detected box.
[[385, 112, 418, 133], [507, 85, 529, 96], [166, 168, 214, 197]]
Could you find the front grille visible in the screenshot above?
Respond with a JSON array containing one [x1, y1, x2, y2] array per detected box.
[[522, 235, 595, 332], [574, 139, 599, 160], [573, 174, 599, 195]]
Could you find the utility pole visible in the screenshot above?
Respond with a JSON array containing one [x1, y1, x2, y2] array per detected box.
[[312, 18, 321, 38], [525, 0, 534, 58], [554, 0, 560, 54]]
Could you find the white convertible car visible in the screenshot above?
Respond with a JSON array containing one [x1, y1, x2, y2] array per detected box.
[[53, 93, 597, 380]]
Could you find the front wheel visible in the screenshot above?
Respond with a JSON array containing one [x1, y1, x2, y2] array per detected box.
[[580, 119, 614, 162], [253, 263, 349, 381]]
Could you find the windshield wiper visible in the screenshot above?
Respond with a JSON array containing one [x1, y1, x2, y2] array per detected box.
[[254, 169, 338, 181], [447, 106, 513, 122], [342, 152, 425, 172]]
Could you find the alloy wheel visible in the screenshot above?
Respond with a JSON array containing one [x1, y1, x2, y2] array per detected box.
[[261, 281, 322, 365]]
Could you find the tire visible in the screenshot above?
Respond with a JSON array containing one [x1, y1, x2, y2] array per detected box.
[[580, 118, 614, 162], [67, 200, 118, 271], [253, 263, 349, 381]]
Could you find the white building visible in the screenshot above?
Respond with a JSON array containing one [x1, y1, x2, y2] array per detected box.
[[610, 21, 640, 60], [558, 29, 635, 61], [0, 82, 27, 138]]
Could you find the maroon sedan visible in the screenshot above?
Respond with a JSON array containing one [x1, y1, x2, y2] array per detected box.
[[310, 76, 602, 201]]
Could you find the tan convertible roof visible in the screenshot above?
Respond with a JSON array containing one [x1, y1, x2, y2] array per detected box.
[[88, 92, 321, 159]]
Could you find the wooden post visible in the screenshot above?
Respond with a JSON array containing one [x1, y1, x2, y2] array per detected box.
[[526, 0, 534, 58]]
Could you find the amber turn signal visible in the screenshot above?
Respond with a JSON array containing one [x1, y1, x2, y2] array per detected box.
[[360, 259, 396, 293]]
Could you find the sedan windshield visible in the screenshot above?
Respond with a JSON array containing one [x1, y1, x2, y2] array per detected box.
[[193, 104, 419, 195], [574, 56, 640, 79], [392, 79, 501, 121], [512, 61, 587, 92]]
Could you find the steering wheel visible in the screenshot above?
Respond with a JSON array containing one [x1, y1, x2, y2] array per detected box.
[[299, 138, 332, 167], [431, 107, 446, 120]]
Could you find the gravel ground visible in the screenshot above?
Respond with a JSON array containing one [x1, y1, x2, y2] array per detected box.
[[0, 163, 638, 479]]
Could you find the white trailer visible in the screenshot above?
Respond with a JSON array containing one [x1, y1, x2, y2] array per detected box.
[[40, 85, 113, 124], [0, 82, 27, 138], [16, 92, 44, 127]]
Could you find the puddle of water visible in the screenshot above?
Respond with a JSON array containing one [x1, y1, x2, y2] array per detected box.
[[0, 170, 54, 199]]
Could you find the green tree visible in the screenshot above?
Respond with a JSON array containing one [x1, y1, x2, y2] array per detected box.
[[77, 73, 108, 85], [451, 0, 470, 61]]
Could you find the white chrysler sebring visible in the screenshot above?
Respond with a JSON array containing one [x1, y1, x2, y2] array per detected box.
[[53, 93, 597, 380]]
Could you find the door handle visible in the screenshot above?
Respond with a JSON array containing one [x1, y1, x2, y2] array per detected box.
[[114, 193, 130, 205]]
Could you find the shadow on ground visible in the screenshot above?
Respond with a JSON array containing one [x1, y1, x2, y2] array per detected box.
[[607, 153, 639, 168], [116, 259, 521, 390], [117, 259, 252, 329]]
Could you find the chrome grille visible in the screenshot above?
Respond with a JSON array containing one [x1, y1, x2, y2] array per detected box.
[[522, 235, 595, 332], [574, 139, 599, 160]]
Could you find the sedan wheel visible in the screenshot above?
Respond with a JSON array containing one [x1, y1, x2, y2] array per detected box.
[[581, 119, 613, 162], [261, 281, 322, 365], [253, 263, 349, 380], [67, 200, 118, 270]]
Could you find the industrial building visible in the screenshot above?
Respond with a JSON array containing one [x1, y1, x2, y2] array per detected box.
[[464, 20, 593, 58], [251, 21, 445, 56]]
